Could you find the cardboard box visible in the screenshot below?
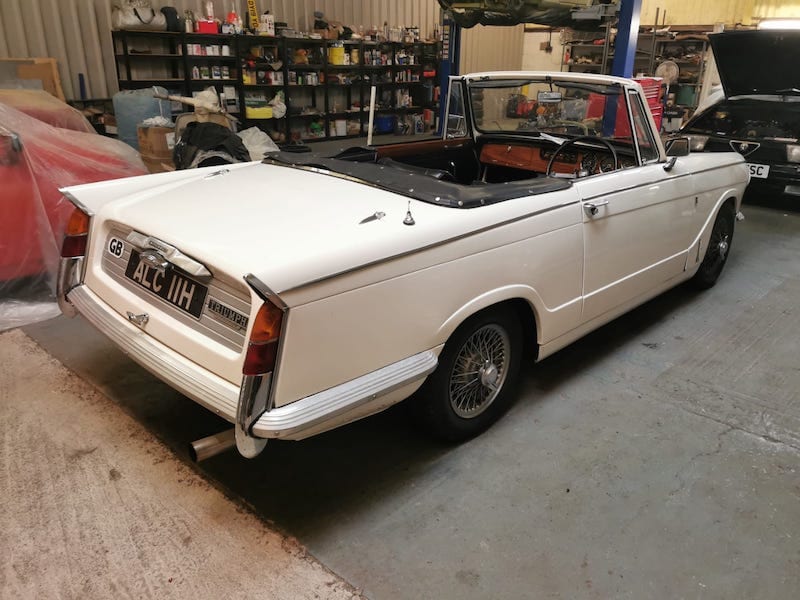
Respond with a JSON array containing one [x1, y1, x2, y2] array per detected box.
[[137, 125, 175, 173]]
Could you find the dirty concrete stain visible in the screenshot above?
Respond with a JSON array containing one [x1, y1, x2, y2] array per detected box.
[[0, 329, 364, 600]]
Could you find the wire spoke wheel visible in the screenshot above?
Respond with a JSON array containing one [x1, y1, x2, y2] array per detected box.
[[692, 205, 735, 290], [413, 307, 523, 441], [706, 211, 732, 269], [447, 324, 511, 419]]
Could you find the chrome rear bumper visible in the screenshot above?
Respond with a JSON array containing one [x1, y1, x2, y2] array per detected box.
[[67, 284, 439, 454], [252, 350, 438, 441], [68, 285, 240, 420]]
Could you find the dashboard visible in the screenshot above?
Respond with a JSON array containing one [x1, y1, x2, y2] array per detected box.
[[479, 142, 635, 177]]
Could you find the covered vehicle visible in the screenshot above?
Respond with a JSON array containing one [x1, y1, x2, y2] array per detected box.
[[680, 30, 800, 203], [56, 71, 748, 459], [0, 96, 146, 300]]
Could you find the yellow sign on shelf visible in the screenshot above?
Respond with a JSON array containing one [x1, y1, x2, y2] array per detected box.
[[246, 0, 258, 30]]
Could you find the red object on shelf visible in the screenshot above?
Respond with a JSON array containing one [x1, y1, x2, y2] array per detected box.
[[196, 19, 218, 33]]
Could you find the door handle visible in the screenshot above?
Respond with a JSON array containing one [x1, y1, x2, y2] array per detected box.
[[584, 200, 609, 216]]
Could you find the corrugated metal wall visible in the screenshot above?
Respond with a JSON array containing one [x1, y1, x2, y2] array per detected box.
[[461, 24, 525, 73], [640, 0, 800, 26], [6, 1, 789, 102], [0, 0, 531, 101], [752, 0, 800, 19], [0, 0, 117, 100], [640, 1, 755, 25]]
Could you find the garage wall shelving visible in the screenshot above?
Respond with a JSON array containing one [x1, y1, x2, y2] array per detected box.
[[560, 27, 710, 117], [112, 30, 440, 143]]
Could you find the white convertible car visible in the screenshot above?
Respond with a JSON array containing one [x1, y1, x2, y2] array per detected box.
[[57, 72, 748, 459]]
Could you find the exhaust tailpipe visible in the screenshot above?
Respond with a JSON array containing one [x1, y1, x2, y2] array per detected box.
[[189, 429, 236, 462]]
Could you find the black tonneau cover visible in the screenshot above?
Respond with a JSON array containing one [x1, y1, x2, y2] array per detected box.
[[263, 151, 571, 208]]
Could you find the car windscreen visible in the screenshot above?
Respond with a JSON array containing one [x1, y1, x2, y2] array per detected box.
[[467, 79, 631, 143], [685, 99, 800, 141]]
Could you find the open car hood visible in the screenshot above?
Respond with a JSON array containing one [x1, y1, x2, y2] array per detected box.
[[710, 30, 800, 97]]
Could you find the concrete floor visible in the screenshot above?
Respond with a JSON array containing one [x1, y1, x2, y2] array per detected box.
[[4, 204, 799, 599]]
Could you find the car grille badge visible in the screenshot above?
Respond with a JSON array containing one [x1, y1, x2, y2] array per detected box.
[[730, 140, 760, 156]]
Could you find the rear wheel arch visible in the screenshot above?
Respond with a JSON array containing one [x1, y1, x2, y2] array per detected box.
[[414, 301, 529, 440], [437, 289, 541, 356], [691, 197, 737, 290], [445, 297, 539, 359]]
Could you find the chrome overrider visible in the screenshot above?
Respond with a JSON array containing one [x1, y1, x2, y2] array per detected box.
[[57, 256, 84, 317], [235, 372, 272, 458]]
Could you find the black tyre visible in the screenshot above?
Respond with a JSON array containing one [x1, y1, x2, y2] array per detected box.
[[414, 307, 523, 441], [691, 204, 735, 290]]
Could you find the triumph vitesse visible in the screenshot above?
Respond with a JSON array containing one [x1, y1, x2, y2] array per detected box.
[[57, 72, 749, 458]]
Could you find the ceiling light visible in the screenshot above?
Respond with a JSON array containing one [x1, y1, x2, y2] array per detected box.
[[758, 18, 800, 30]]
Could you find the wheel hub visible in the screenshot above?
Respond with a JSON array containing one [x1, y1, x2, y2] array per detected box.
[[718, 236, 729, 258], [479, 360, 499, 390], [448, 324, 511, 419]]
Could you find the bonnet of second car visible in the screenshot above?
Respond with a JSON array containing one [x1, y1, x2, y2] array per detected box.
[[709, 30, 800, 98]]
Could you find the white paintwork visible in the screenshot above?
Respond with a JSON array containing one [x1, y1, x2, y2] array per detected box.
[[60, 71, 750, 443]]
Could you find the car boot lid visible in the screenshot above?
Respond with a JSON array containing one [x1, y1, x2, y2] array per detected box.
[[66, 160, 580, 295]]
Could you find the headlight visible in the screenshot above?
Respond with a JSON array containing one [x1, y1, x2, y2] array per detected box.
[[686, 134, 709, 152], [786, 144, 800, 163]]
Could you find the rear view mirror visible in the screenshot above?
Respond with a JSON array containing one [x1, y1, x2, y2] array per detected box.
[[665, 137, 690, 157]]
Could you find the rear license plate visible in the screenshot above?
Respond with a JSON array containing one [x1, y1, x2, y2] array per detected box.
[[125, 250, 208, 319], [747, 163, 770, 179]]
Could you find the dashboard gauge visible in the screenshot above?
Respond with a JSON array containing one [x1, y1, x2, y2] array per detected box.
[[599, 156, 617, 172], [581, 152, 598, 173]]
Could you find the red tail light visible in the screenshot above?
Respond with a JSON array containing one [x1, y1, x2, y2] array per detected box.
[[243, 300, 284, 375], [61, 207, 90, 258]]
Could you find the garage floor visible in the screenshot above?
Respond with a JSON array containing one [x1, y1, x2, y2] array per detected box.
[[5, 204, 799, 599]]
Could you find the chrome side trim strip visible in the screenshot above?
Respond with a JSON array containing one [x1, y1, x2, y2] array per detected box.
[[68, 285, 240, 421], [580, 162, 746, 203], [252, 350, 438, 439]]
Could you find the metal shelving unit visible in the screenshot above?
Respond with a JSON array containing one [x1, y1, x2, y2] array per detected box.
[[112, 30, 440, 143]]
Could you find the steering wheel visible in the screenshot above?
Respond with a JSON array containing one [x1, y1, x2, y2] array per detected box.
[[546, 135, 619, 178]]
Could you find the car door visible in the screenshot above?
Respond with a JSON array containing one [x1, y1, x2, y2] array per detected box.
[[573, 90, 697, 324]]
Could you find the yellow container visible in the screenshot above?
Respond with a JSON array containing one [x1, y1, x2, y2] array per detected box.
[[327, 45, 345, 65], [245, 105, 273, 119]]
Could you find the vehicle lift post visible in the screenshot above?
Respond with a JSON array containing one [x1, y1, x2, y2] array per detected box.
[[605, 0, 643, 136]]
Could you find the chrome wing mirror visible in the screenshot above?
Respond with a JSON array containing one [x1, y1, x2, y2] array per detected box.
[[663, 137, 689, 171]]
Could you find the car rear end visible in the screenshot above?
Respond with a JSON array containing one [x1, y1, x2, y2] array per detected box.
[[57, 195, 284, 458], [55, 162, 450, 459]]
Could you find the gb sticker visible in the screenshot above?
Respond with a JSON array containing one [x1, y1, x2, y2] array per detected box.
[[107, 237, 125, 258]]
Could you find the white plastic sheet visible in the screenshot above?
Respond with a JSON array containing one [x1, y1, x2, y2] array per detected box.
[[237, 126, 280, 161]]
